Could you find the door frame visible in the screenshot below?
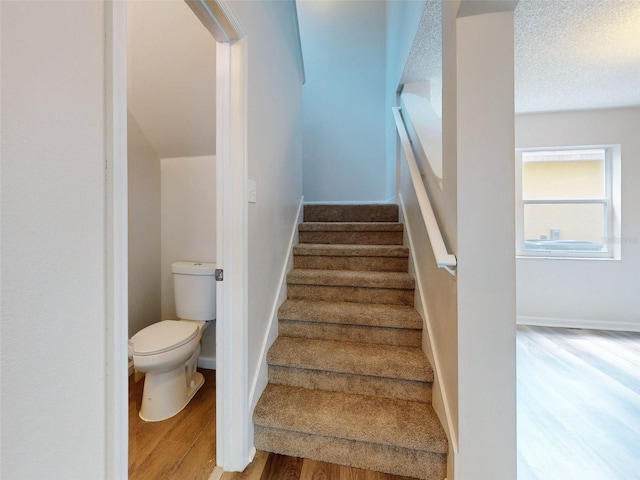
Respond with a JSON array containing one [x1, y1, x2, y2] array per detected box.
[[105, 1, 251, 477]]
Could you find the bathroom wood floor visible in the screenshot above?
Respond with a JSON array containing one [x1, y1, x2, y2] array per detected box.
[[517, 325, 640, 480], [222, 451, 419, 480], [129, 368, 419, 480], [129, 368, 217, 480], [128, 326, 640, 480]]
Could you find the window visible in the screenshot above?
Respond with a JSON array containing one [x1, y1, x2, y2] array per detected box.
[[516, 146, 620, 259]]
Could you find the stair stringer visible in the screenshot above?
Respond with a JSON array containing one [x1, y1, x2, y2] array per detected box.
[[399, 194, 458, 461], [248, 196, 305, 413]]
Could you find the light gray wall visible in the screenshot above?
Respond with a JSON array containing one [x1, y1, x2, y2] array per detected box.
[[398, 6, 518, 479], [160, 155, 216, 320], [128, 113, 162, 337], [298, 0, 388, 203], [229, 0, 304, 410], [387, 2, 458, 470], [1, 1, 108, 477], [516, 107, 640, 330]]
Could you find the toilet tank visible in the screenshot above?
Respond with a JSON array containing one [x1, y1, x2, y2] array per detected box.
[[171, 261, 216, 321]]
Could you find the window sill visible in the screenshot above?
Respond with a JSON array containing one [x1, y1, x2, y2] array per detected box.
[[516, 254, 620, 261]]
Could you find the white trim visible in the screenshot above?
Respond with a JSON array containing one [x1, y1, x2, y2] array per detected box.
[[399, 193, 459, 453], [207, 465, 225, 480], [214, 0, 245, 39], [248, 196, 304, 411], [303, 197, 396, 205], [215, 35, 252, 471], [197, 357, 217, 370], [185, 0, 245, 43], [515, 145, 620, 260], [517, 315, 640, 333], [105, 2, 129, 479]]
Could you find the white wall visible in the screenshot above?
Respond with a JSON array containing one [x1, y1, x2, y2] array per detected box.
[[516, 107, 640, 330], [229, 0, 304, 410], [396, 6, 518, 480], [128, 113, 161, 337], [455, 11, 517, 479], [1, 1, 108, 478], [127, 0, 216, 158], [298, 0, 388, 203], [160, 155, 216, 320], [395, 1, 460, 470]]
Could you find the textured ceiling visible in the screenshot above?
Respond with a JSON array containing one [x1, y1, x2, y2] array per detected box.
[[515, 0, 640, 113], [401, 0, 640, 113], [400, 1, 442, 86]]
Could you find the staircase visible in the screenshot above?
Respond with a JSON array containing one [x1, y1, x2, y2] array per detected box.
[[253, 204, 448, 480]]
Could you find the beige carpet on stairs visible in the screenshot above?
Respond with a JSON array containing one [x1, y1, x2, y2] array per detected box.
[[253, 204, 448, 480]]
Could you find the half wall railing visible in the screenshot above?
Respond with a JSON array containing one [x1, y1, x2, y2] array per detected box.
[[392, 107, 457, 276]]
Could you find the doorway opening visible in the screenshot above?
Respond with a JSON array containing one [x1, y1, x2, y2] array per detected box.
[[125, 0, 217, 477]]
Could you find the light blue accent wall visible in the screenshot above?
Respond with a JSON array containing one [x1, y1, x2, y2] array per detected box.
[[385, 0, 427, 200], [298, 0, 388, 203]]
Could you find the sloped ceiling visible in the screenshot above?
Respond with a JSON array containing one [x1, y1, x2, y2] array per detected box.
[[127, 0, 216, 158], [401, 0, 640, 113]]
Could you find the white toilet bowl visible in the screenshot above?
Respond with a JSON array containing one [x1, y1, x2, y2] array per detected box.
[[130, 260, 216, 422], [129, 319, 209, 422]]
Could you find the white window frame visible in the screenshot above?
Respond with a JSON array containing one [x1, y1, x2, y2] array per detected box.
[[515, 145, 621, 260]]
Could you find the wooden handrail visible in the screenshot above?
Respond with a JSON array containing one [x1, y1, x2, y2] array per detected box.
[[393, 107, 457, 276]]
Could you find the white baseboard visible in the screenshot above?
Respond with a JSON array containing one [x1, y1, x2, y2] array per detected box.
[[517, 315, 640, 332], [303, 196, 396, 205], [207, 465, 224, 480], [247, 196, 304, 411], [197, 357, 217, 369]]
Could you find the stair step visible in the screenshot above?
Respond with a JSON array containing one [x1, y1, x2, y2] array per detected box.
[[267, 337, 432, 402], [268, 337, 433, 382], [293, 244, 409, 272], [255, 203, 448, 479], [278, 299, 422, 346], [254, 426, 447, 480], [304, 204, 399, 223], [286, 269, 415, 306], [279, 300, 423, 329], [253, 385, 448, 480], [298, 222, 403, 245], [288, 269, 415, 289]]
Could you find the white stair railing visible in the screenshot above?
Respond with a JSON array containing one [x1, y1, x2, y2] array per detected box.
[[393, 107, 457, 276]]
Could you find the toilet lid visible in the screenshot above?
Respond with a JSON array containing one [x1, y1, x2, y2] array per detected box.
[[131, 320, 199, 356]]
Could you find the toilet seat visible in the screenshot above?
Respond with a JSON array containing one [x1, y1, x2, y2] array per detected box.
[[130, 320, 199, 356]]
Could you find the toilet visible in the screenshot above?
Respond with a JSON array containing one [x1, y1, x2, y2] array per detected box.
[[129, 261, 216, 422]]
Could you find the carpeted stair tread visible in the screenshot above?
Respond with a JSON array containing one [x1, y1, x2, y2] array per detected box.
[[267, 336, 433, 382], [299, 222, 404, 232], [287, 269, 415, 290], [304, 204, 399, 223], [278, 299, 423, 329], [253, 384, 448, 454], [254, 426, 446, 480], [293, 244, 409, 258]]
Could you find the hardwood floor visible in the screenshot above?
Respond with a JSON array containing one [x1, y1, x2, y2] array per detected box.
[[129, 368, 217, 480], [128, 326, 640, 480], [128, 368, 418, 480], [221, 451, 420, 480], [517, 325, 640, 480]]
